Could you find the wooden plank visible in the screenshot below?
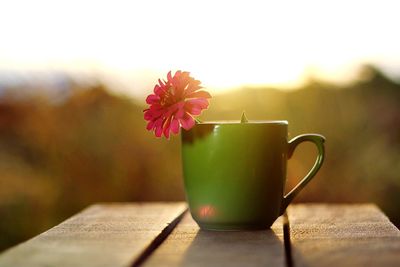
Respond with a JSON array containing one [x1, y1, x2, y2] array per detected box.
[[0, 202, 187, 267], [287, 204, 400, 267], [143, 213, 285, 267]]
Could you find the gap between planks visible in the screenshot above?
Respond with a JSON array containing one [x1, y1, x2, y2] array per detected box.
[[131, 208, 188, 267], [283, 212, 294, 267]]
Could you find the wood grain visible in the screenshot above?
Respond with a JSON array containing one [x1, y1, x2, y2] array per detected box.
[[0, 202, 187, 267], [287, 204, 400, 267], [143, 213, 285, 267], [2, 203, 399, 267]]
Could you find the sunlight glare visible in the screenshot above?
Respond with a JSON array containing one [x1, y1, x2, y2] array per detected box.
[[0, 0, 399, 95]]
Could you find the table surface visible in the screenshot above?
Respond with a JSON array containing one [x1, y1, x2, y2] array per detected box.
[[0, 203, 399, 267]]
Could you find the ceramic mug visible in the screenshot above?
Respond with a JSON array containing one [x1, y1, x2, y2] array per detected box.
[[181, 121, 325, 231]]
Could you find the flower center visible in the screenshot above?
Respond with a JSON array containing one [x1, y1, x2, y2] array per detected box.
[[161, 86, 180, 107]]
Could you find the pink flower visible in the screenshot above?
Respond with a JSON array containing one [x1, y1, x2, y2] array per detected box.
[[144, 70, 211, 138]]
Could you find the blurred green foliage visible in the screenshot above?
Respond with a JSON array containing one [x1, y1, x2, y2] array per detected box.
[[0, 65, 399, 251]]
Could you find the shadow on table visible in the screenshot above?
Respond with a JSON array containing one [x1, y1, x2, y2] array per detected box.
[[179, 228, 286, 267], [284, 234, 311, 267]]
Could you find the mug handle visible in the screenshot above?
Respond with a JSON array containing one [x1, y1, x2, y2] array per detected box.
[[280, 134, 325, 215]]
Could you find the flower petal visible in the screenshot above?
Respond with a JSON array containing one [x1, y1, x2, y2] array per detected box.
[[170, 118, 180, 134], [146, 94, 160, 104], [188, 98, 209, 108], [163, 116, 172, 138], [167, 71, 173, 82], [144, 110, 153, 120], [179, 113, 195, 130], [184, 79, 202, 95], [185, 98, 209, 115], [154, 84, 165, 95], [146, 120, 155, 130], [155, 124, 163, 137], [172, 102, 186, 118], [145, 106, 164, 120], [151, 118, 163, 137], [176, 71, 189, 88]]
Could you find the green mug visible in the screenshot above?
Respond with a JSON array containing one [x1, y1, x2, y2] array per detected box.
[[181, 121, 325, 231]]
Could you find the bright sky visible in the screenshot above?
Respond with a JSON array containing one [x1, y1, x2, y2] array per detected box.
[[0, 0, 399, 96]]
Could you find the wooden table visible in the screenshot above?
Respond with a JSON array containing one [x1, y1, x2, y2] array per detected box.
[[0, 203, 399, 267]]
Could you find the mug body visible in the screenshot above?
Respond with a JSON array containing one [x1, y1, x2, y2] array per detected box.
[[181, 121, 288, 230]]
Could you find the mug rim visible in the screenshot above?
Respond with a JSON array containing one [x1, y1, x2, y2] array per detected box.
[[196, 120, 288, 125]]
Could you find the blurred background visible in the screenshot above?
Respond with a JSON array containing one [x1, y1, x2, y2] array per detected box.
[[1, 0, 400, 251]]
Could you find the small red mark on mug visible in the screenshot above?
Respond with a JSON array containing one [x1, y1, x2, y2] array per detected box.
[[199, 205, 216, 218]]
